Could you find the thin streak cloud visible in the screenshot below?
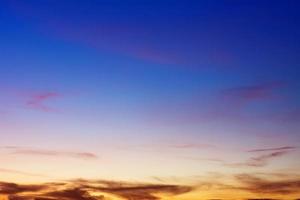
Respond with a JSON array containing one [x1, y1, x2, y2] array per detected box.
[[2, 146, 98, 160], [0, 168, 46, 177], [247, 146, 297, 153]]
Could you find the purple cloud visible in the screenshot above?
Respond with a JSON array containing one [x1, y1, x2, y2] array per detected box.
[[222, 81, 286, 102]]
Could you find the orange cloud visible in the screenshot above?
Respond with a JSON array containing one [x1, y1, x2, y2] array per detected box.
[[0, 179, 193, 200], [236, 174, 300, 195], [1, 173, 300, 200]]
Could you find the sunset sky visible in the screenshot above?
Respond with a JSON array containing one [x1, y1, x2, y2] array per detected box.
[[0, 0, 300, 200]]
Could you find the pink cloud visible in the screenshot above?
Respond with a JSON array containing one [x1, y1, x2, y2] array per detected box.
[[25, 92, 61, 112]]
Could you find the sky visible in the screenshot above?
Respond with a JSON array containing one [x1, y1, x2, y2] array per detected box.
[[0, 0, 300, 199]]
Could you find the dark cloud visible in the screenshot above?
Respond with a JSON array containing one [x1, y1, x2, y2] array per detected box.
[[91, 184, 192, 200], [236, 174, 300, 195], [0, 179, 193, 200], [73, 179, 192, 200], [45, 188, 99, 200], [0, 182, 46, 195], [195, 173, 300, 197], [1, 175, 300, 199], [246, 199, 279, 200], [8, 195, 32, 200]]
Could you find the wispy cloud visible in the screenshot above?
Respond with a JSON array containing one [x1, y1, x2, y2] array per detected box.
[[25, 92, 61, 112], [167, 143, 215, 150], [229, 150, 291, 168], [181, 146, 294, 168], [247, 146, 297, 153], [222, 81, 286, 102], [0, 168, 46, 177], [234, 146, 296, 168], [3, 146, 98, 160], [6, 1, 241, 68], [194, 173, 300, 197], [236, 174, 300, 195], [117, 142, 215, 153], [144, 80, 288, 125]]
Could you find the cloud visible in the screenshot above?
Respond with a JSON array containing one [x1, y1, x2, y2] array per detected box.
[[25, 92, 61, 112], [181, 146, 294, 168], [246, 199, 279, 200], [195, 173, 300, 197], [167, 143, 215, 150], [272, 109, 300, 123], [227, 148, 294, 168], [237, 151, 291, 167], [144, 80, 288, 125], [6, 1, 240, 68], [87, 182, 192, 200], [0, 182, 46, 195], [0, 179, 193, 200], [222, 81, 286, 102], [117, 142, 215, 154], [204, 81, 288, 120], [1, 174, 300, 199], [247, 146, 297, 153], [0, 168, 46, 177], [236, 174, 300, 195], [44, 188, 99, 200], [3, 146, 98, 160]]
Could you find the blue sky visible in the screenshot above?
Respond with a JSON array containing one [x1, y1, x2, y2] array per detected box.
[[0, 1, 300, 199]]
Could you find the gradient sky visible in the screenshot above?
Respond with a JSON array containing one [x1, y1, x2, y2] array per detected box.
[[0, 1, 300, 200]]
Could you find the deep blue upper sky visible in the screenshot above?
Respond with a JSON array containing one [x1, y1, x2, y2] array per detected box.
[[0, 0, 300, 133]]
